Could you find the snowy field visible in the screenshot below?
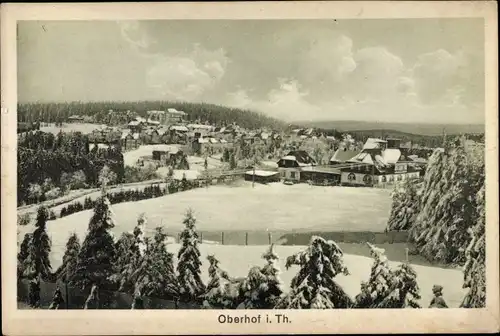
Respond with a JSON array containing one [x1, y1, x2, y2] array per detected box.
[[19, 183, 392, 245], [40, 123, 104, 135], [123, 144, 182, 167]]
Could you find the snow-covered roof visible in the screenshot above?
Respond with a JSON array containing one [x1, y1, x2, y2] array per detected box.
[[219, 139, 228, 143], [330, 149, 360, 163], [135, 117, 147, 123], [188, 124, 213, 130], [147, 119, 160, 125], [363, 138, 387, 150], [382, 148, 401, 164], [299, 135, 308, 139], [198, 138, 209, 143], [89, 143, 110, 151], [282, 155, 297, 161], [261, 132, 270, 140], [209, 138, 218, 144], [128, 121, 140, 126], [245, 170, 279, 177], [170, 125, 188, 132], [167, 108, 187, 115], [121, 130, 132, 139]]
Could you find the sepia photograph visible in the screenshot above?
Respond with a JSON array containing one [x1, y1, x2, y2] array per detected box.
[[2, 1, 498, 335]]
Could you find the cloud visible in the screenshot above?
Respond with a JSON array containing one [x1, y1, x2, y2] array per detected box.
[[119, 22, 229, 101], [226, 79, 321, 121], [298, 34, 356, 85]]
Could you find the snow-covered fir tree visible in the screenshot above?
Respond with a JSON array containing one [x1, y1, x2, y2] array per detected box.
[[116, 214, 148, 292], [387, 179, 422, 231], [237, 266, 269, 309], [409, 139, 485, 265], [355, 243, 421, 308], [259, 244, 285, 308], [177, 209, 205, 302], [276, 236, 352, 309], [131, 227, 179, 302], [17, 233, 32, 278], [24, 206, 52, 280], [72, 190, 116, 307], [203, 255, 232, 309], [378, 263, 421, 308], [56, 233, 81, 283], [354, 243, 394, 308], [460, 184, 486, 308]]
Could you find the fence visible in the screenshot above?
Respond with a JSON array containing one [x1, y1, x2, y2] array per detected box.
[[17, 279, 201, 310], [173, 230, 409, 246]]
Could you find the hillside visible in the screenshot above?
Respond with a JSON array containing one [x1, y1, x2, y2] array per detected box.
[[17, 101, 287, 131], [295, 120, 485, 136]]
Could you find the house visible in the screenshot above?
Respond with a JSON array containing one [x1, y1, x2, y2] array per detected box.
[[127, 120, 144, 133], [166, 108, 188, 124], [336, 139, 422, 186], [121, 130, 140, 150], [244, 170, 280, 184], [277, 150, 316, 182], [191, 137, 209, 155]]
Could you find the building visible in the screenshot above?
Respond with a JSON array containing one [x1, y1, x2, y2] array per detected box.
[[244, 170, 280, 184], [336, 137, 423, 186], [121, 130, 140, 150], [67, 115, 84, 123], [300, 166, 341, 185], [146, 109, 188, 126], [277, 150, 316, 182]]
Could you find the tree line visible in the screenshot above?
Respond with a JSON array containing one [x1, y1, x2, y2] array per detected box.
[[386, 136, 485, 308], [17, 101, 287, 131], [19, 191, 460, 310], [59, 180, 200, 218]]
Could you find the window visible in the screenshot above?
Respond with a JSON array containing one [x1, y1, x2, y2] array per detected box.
[[290, 171, 296, 179]]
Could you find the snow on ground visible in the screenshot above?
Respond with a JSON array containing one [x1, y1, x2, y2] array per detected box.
[[156, 168, 201, 180], [187, 155, 224, 171], [40, 123, 105, 135], [123, 145, 182, 167], [24, 182, 392, 244]]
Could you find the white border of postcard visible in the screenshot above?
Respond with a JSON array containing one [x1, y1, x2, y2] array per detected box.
[[1, 1, 498, 335]]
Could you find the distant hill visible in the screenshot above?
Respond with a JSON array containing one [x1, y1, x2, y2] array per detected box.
[[17, 101, 287, 131], [295, 120, 485, 136]]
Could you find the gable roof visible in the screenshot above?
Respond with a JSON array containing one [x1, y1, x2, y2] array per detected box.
[[330, 149, 361, 163], [286, 150, 316, 165]]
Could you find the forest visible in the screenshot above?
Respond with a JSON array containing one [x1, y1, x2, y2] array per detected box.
[[17, 130, 124, 206], [17, 101, 287, 131]]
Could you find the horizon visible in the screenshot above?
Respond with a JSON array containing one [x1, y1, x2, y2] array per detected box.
[[18, 19, 485, 125]]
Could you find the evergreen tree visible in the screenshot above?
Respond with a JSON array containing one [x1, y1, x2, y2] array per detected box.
[[17, 233, 32, 279], [203, 255, 231, 309], [24, 207, 52, 280], [354, 243, 394, 308], [276, 236, 352, 309], [56, 233, 81, 283], [460, 184, 486, 308], [356, 243, 421, 308], [130, 227, 179, 302], [409, 140, 484, 265], [177, 209, 205, 302], [72, 192, 116, 307], [387, 179, 422, 231], [378, 263, 421, 308], [260, 244, 285, 308]]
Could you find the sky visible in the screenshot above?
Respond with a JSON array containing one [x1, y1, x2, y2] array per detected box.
[[17, 19, 485, 124]]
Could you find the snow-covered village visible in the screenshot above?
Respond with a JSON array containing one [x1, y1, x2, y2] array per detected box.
[[14, 19, 487, 311]]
